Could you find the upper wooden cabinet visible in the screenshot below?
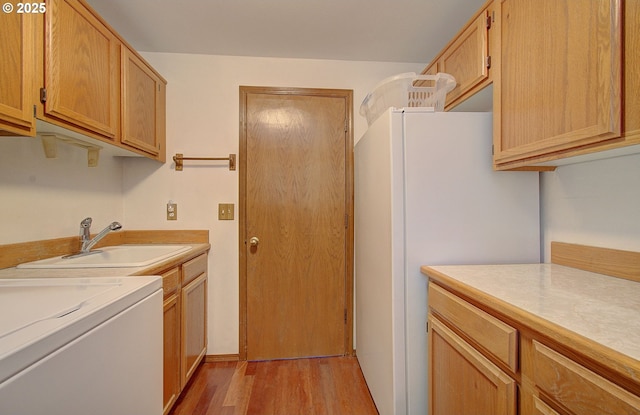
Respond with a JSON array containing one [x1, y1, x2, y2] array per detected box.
[[121, 48, 167, 161], [42, 0, 121, 140], [422, 3, 496, 110], [0, 10, 37, 136], [0, 0, 167, 162], [423, 0, 639, 170], [493, 0, 624, 169]]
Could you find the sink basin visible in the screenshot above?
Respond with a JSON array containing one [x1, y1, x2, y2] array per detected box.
[[16, 244, 191, 269]]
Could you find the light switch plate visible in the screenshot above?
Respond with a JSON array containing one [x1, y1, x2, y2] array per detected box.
[[218, 203, 234, 220]]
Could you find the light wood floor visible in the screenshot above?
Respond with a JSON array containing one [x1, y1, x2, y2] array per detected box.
[[168, 356, 379, 415]]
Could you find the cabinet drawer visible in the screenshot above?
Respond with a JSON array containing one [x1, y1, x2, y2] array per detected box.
[[183, 253, 207, 285], [532, 341, 640, 415], [429, 283, 518, 371], [161, 267, 180, 298]]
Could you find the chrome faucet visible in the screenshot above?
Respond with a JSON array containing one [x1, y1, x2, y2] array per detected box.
[[64, 217, 122, 258]]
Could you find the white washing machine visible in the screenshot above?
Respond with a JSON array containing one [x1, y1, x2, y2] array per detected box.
[[0, 276, 163, 415]]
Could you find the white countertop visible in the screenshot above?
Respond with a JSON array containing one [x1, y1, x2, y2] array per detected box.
[[423, 263, 640, 363]]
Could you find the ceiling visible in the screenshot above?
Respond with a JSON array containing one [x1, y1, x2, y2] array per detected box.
[[85, 0, 487, 63]]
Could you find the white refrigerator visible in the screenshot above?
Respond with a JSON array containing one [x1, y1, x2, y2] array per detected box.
[[354, 108, 540, 415]]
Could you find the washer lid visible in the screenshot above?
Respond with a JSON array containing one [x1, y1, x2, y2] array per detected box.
[[0, 280, 119, 340], [0, 276, 161, 383]]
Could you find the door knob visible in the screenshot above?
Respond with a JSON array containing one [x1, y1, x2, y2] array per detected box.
[[249, 237, 260, 247]]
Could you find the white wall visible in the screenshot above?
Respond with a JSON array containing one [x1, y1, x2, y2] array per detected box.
[[0, 136, 124, 243], [540, 153, 640, 260]]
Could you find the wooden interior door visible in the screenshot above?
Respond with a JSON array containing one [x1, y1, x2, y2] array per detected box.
[[239, 86, 353, 361]]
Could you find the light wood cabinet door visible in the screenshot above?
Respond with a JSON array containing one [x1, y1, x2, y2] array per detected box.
[[121, 47, 166, 160], [0, 9, 37, 136], [162, 292, 180, 415], [181, 271, 207, 387], [494, 0, 622, 169], [439, 9, 490, 108], [428, 314, 517, 415], [43, 0, 120, 140]]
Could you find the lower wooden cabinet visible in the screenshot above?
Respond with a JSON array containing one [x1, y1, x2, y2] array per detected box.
[[428, 280, 640, 415], [428, 314, 517, 415], [160, 253, 208, 415], [162, 291, 180, 415], [527, 340, 640, 415], [180, 254, 208, 387]]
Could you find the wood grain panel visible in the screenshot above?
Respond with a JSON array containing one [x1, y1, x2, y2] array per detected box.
[[0, 9, 37, 134], [551, 241, 640, 282], [532, 395, 562, 415], [162, 267, 180, 298], [439, 11, 488, 105], [624, 0, 640, 141], [163, 292, 181, 415], [168, 357, 377, 415], [495, 0, 622, 165], [181, 272, 207, 388], [533, 340, 640, 415], [182, 253, 207, 285], [241, 87, 351, 360], [121, 46, 165, 157], [429, 315, 517, 415], [430, 283, 518, 372], [45, 0, 120, 138]]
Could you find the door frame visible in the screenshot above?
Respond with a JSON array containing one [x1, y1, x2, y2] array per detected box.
[[238, 86, 354, 361]]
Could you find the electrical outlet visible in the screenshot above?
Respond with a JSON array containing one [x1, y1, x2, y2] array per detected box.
[[167, 202, 177, 220], [218, 203, 234, 220]]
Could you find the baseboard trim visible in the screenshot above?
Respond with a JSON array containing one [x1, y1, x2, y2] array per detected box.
[[205, 354, 240, 363]]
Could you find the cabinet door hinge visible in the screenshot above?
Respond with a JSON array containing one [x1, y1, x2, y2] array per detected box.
[[345, 214, 349, 229], [345, 309, 348, 324], [485, 56, 492, 69], [486, 13, 492, 29], [40, 87, 47, 103], [344, 119, 348, 133], [33, 104, 37, 117]]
